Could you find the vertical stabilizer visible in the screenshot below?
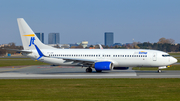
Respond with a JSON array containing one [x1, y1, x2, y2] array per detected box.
[[17, 18, 55, 50]]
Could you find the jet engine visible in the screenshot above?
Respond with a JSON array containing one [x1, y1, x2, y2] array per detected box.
[[94, 61, 114, 70]]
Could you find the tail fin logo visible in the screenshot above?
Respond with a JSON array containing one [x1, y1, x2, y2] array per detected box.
[[29, 37, 35, 47], [23, 34, 44, 60], [23, 34, 36, 47]]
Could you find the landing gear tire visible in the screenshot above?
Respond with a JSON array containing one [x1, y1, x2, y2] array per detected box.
[[96, 70, 102, 73], [86, 68, 92, 73], [158, 69, 162, 73]]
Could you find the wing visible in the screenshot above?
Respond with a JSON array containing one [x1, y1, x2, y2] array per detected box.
[[57, 57, 97, 67]]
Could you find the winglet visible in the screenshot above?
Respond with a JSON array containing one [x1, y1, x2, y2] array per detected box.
[[98, 44, 103, 49]]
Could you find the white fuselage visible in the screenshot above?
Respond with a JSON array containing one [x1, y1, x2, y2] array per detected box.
[[24, 49, 177, 68]]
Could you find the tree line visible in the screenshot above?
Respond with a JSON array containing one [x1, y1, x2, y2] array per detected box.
[[0, 42, 23, 56], [104, 37, 180, 52], [136, 37, 179, 52]]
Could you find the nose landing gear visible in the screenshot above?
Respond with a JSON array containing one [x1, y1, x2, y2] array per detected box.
[[157, 69, 162, 73], [157, 66, 167, 73]]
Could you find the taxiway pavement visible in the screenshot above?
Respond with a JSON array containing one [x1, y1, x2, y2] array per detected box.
[[0, 65, 180, 79]]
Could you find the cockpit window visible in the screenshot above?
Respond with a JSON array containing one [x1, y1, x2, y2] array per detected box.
[[162, 55, 171, 57]]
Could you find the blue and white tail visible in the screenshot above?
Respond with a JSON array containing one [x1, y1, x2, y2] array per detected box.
[[17, 18, 55, 50]]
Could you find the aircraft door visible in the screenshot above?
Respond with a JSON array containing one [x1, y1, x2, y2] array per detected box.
[[153, 52, 157, 61]]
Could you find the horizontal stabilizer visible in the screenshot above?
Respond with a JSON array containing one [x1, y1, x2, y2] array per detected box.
[[2, 48, 32, 53]]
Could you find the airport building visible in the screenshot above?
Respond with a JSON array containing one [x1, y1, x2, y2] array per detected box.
[[104, 32, 114, 46], [81, 41, 88, 48], [48, 33, 60, 44], [35, 33, 44, 43]]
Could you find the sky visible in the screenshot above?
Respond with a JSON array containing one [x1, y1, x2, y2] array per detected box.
[[0, 0, 180, 45]]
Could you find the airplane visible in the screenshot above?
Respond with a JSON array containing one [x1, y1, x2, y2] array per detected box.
[[16, 18, 177, 73]]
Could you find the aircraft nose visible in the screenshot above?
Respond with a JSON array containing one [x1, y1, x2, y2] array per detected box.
[[171, 57, 178, 64]]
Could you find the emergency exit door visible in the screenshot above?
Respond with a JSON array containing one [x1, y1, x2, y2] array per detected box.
[[153, 53, 157, 61]]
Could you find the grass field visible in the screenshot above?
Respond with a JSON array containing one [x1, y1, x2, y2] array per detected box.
[[0, 79, 180, 100], [0, 59, 48, 67], [169, 53, 180, 56], [177, 59, 180, 63]]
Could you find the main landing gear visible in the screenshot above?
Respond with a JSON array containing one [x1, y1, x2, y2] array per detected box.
[[86, 67, 92, 73], [85, 67, 102, 73]]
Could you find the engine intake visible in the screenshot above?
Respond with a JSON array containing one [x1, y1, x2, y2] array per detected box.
[[94, 61, 113, 70]]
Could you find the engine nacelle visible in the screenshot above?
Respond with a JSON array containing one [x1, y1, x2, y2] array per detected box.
[[94, 61, 113, 70], [113, 67, 129, 70]]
